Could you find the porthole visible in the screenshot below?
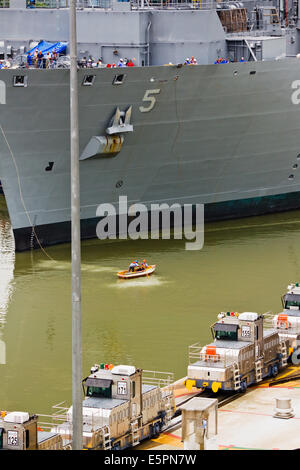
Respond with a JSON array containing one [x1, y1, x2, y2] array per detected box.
[[45, 162, 54, 172], [113, 74, 126, 85], [82, 75, 95, 86], [288, 174, 294, 180], [13, 75, 27, 87], [116, 180, 123, 188], [249, 70, 256, 75], [292, 163, 298, 169], [233, 71, 238, 76], [297, 154, 300, 160]]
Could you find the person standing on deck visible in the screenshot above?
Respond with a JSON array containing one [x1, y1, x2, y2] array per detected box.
[[34, 50, 38, 68], [27, 53, 32, 67], [52, 50, 58, 68], [46, 51, 51, 68], [37, 50, 43, 68]]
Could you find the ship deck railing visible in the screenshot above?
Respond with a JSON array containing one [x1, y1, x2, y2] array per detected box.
[[21, 0, 217, 10]]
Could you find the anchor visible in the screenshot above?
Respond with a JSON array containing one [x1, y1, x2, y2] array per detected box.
[[80, 106, 133, 160], [106, 106, 133, 135]]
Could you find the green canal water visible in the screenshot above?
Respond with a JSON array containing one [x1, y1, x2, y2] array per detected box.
[[0, 195, 300, 415]]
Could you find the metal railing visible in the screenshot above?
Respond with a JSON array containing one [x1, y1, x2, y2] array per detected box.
[[142, 369, 174, 388], [131, 0, 216, 10], [27, 0, 113, 8], [27, 0, 216, 9], [188, 342, 236, 367], [8, 54, 70, 69], [37, 401, 70, 432], [27, 0, 112, 8]]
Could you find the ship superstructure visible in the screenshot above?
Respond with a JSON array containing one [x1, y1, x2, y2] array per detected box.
[[1, 0, 300, 250]]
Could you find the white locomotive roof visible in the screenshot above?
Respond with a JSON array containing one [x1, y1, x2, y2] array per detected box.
[[238, 312, 258, 321], [111, 365, 136, 376], [287, 284, 300, 294], [3, 411, 29, 424]]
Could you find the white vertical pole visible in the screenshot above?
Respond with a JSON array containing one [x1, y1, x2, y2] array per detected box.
[[69, 0, 83, 450]]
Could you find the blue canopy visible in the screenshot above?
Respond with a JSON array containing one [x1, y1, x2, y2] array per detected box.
[[27, 40, 68, 56]]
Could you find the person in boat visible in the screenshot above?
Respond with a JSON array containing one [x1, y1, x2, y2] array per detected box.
[[141, 259, 148, 270], [129, 260, 139, 272]]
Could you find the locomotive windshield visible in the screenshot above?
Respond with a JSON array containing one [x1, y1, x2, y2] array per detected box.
[[283, 294, 300, 310], [213, 323, 238, 341], [84, 378, 112, 398], [87, 386, 111, 398]]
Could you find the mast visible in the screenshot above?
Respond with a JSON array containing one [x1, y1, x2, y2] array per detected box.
[[69, 0, 83, 450]]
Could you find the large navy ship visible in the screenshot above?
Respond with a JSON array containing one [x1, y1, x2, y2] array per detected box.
[[0, 0, 300, 250]]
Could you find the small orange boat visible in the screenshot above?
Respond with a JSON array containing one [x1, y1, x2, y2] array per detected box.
[[117, 265, 156, 279]]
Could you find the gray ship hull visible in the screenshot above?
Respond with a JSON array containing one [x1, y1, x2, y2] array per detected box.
[[1, 60, 300, 250], [12, 191, 300, 251]]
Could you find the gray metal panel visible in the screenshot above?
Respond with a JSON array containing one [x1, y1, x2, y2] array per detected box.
[[142, 384, 157, 394], [38, 431, 59, 444], [209, 340, 252, 349], [82, 397, 127, 409], [283, 309, 300, 317], [192, 360, 226, 368], [263, 329, 278, 337]]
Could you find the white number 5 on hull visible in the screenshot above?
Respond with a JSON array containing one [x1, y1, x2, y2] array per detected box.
[[139, 89, 161, 113]]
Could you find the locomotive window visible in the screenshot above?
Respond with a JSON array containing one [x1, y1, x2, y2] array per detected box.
[[285, 300, 300, 309], [87, 385, 111, 398], [284, 294, 300, 309], [213, 323, 238, 341], [215, 330, 237, 341]]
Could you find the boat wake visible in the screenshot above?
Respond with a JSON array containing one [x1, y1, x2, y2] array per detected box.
[[35, 260, 117, 273], [111, 276, 167, 288]]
